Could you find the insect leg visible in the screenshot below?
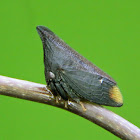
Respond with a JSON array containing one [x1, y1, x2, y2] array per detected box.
[[59, 80, 87, 111], [47, 80, 58, 96], [59, 80, 80, 101], [47, 80, 62, 104], [54, 82, 68, 100], [79, 102, 87, 112]]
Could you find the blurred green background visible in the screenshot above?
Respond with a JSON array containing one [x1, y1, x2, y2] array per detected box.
[[0, 0, 140, 140]]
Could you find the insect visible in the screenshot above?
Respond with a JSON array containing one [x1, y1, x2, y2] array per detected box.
[[36, 26, 123, 110]]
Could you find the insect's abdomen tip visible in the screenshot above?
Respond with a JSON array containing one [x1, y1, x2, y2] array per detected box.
[[109, 86, 123, 107]]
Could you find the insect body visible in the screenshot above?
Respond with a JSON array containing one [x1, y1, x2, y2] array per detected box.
[[36, 26, 123, 107]]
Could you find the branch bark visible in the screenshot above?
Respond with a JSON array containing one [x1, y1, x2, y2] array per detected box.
[[0, 75, 140, 140]]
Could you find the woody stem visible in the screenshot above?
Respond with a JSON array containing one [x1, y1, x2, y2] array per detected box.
[[0, 75, 140, 140]]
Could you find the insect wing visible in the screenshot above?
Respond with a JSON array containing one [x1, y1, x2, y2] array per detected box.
[[60, 69, 121, 107]]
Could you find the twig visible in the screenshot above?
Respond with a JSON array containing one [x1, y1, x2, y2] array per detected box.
[[0, 75, 140, 140]]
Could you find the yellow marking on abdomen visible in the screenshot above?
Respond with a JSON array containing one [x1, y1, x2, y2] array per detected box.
[[109, 86, 123, 104]]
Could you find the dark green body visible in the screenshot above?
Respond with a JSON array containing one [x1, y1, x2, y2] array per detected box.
[[36, 26, 122, 107]]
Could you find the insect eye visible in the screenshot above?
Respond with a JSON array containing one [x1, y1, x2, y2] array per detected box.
[[48, 72, 55, 79]]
